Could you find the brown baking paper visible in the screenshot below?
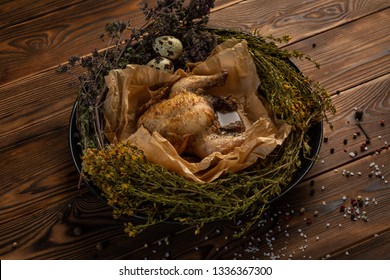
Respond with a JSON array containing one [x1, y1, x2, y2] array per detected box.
[[103, 39, 291, 183]]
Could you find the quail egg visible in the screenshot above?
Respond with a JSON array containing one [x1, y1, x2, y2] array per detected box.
[[153, 36, 183, 60], [147, 57, 174, 73]]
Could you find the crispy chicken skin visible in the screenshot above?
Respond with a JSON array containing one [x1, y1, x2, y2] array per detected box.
[[137, 71, 245, 158]]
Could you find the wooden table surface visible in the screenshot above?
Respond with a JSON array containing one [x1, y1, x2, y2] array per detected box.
[[1, 0, 389, 260]]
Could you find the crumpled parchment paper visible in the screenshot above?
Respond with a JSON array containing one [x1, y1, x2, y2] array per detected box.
[[103, 39, 291, 183]]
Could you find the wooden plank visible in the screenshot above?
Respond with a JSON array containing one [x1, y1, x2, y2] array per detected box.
[[0, 0, 147, 85], [285, 8, 390, 94], [328, 230, 390, 259], [0, 0, 84, 29], [0, 69, 77, 151], [0, 0, 242, 30], [256, 149, 390, 260], [208, 0, 389, 41], [0, 0, 243, 85], [306, 74, 390, 178], [0, 126, 83, 224], [0, 193, 186, 259]]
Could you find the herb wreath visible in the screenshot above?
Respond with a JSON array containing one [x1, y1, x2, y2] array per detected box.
[[61, 0, 335, 237]]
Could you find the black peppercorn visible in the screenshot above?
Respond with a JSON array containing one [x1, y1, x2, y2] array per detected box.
[[355, 109, 364, 121], [343, 139, 348, 145]]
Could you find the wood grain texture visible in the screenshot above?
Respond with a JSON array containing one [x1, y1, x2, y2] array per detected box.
[[306, 74, 390, 178], [286, 8, 390, 94], [1, 0, 389, 260], [0, 0, 84, 29], [0, 0, 243, 85], [0, 0, 146, 85], [0, 126, 83, 224], [208, 0, 389, 41]]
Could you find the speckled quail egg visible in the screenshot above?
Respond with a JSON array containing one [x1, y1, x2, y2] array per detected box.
[[153, 36, 183, 60], [146, 57, 174, 73]]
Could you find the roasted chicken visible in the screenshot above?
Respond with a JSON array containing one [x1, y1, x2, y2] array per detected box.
[[137, 71, 245, 159]]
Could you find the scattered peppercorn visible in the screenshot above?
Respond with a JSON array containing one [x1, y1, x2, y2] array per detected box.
[[306, 218, 312, 225], [380, 120, 385, 127], [73, 226, 82, 236], [330, 148, 335, 154], [339, 205, 346, 212], [343, 139, 348, 145], [355, 109, 364, 121], [323, 136, 328, 143], [312, 43, 316, 48]]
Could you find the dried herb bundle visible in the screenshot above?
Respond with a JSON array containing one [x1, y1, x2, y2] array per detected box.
[[63, 0, 335, 236]]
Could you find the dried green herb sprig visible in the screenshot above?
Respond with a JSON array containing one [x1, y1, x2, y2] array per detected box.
[[82, 128, 305, 237]]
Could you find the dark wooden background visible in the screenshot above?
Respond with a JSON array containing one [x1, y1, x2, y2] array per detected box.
[[0, 0, 389, 260]]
